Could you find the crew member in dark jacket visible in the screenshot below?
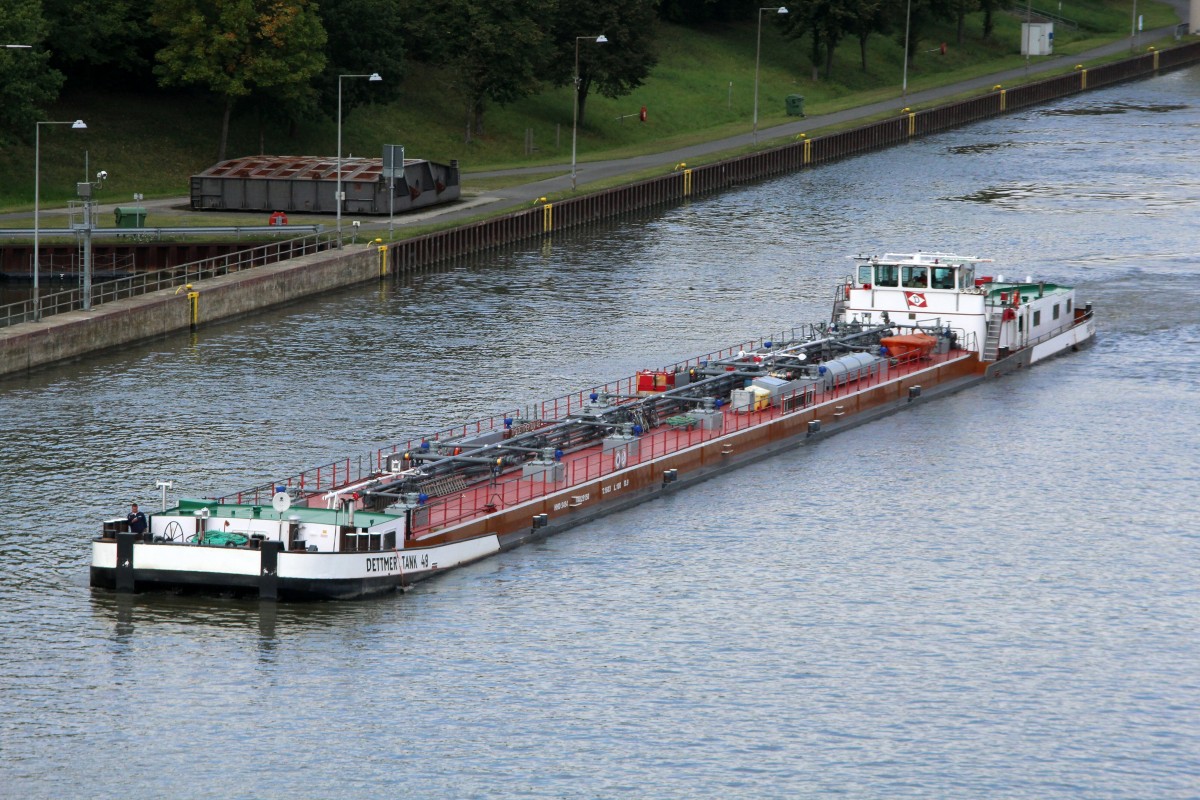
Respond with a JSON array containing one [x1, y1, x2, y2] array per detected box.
[[127, 503, 148, 536]]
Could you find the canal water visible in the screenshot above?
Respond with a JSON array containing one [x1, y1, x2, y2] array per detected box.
[[2, 67, 1198, 798]]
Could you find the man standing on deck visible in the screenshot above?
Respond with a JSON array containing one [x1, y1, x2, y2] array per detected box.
[[127, 503, 147, 536]]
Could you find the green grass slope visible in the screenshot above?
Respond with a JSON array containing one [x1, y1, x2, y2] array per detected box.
[[0, 0, 1178, 212]]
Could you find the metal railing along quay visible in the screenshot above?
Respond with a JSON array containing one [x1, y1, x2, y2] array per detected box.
[[0, 232, 335, 328]]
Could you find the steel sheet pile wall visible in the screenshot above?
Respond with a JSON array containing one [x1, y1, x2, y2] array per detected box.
[[387, 42, 1200, 274]]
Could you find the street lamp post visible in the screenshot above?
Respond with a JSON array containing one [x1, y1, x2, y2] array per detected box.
[[1130, 0, 1139, 51], [753, 7, 788, 145], [902, 0, 912, 100], [336, 72, 382, 245], [571, 34, 607, 191], [33, 119, 86, 321]]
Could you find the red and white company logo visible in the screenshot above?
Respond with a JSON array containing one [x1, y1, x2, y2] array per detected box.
[[905, 292, 927, 308]]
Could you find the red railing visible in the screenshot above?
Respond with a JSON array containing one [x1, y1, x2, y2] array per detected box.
[[404, 346, 971, 535]]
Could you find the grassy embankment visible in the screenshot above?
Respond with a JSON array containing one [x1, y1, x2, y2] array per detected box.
[[0, 0, 1179, 233]]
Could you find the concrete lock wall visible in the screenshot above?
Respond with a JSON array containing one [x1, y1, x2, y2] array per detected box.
[[0, 247, 379, 376]]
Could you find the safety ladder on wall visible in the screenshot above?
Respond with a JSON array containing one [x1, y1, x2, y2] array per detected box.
[[981, 316, 1002, 361]]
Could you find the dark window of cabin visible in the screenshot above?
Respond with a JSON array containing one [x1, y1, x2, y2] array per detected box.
[[875, 264, 900, 287], [902, 266, 928, 288], [1067, 299, 1073, 314], [1053, 304, 1060, 320], [932, 267, 954, 289], [1033, 310, 1042, 326]]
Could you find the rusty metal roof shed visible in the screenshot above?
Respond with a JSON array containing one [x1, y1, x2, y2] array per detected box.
[[190, 152, 461, 216]]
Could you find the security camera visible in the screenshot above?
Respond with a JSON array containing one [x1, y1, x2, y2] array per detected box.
[[97, 170, 108, 181]]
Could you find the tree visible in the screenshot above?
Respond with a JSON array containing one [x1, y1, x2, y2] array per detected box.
[[658, 0, 753, 24], [314, 0, 406, 116], [43, 0, 157, 88], [978, 0, 999, 40], [844, 0, 889, 71], [405, 0, 553, 138], [950, 0, 979, 45], [0, 1, 65, 142], [784, 0, 851, 81], [550, 0, 659, 127], [150, 0, 327, 161]]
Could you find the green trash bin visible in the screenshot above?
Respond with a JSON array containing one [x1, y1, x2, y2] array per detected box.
[[114, 206, 147, 228], [786, 95, 805, 117]]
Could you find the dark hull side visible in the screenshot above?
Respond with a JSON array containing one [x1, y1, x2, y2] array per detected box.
[[90, 564, 408, 602]]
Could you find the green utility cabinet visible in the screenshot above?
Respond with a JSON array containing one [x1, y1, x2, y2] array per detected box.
[[114, 207, 147, 228], [786, 95, 805, 117]]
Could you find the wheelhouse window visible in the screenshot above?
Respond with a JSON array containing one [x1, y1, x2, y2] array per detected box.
[[902, 266, 928, 288], [931, 267, 955, 289], [857, 265, 872, 285], [875, 264, 900, 287]]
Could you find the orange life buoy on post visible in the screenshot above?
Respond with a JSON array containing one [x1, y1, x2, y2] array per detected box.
[[844, 284, 851, 300]]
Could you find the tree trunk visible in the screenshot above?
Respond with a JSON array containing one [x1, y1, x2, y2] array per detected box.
[[577, 80, 591, 128], [218, 96, 234, 163], [471, 97, 485, 136], [859, 34, 870, 71], [823, 34, 838, 79]]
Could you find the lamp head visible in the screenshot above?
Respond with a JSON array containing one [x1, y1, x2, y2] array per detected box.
[[596, 35, 608, 43], [71, 120, 87, 129], [368, 72, 382, 81], [778, 6, 789, 13]]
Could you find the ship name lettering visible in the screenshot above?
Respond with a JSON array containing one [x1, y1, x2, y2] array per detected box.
[[366, 555, 399, 573]]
